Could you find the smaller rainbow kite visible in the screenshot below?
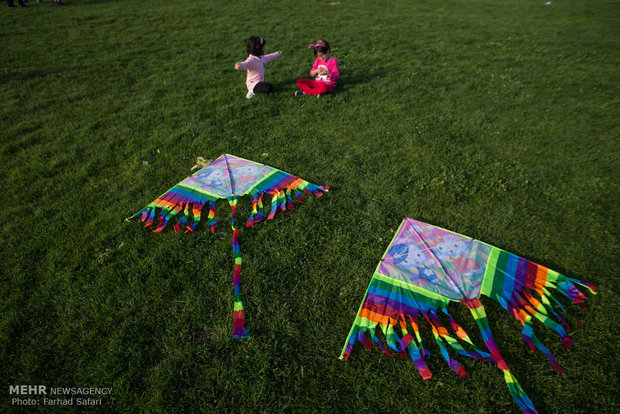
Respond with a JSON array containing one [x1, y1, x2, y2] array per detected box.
[[340, 218, 596, 414], [127, 154, 328, 338]]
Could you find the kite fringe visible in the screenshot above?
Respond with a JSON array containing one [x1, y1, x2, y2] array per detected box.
[[340, 278, 594, 414], [132, 199, 217, 234], [491, 271, 595, 374], [246, 182, 329, 228], [341, 308, 490, 380], [130, 183, 328, 234], [341, 303, 538, 413]]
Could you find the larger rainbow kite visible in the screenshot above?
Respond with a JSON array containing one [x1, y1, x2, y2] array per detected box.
[[128, 154, 328, 338], [340, 218, 595, 414]]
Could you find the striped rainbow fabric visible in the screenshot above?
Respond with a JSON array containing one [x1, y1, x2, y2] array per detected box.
[[128, 154, 328, 338], [340, 218, 596, 414]]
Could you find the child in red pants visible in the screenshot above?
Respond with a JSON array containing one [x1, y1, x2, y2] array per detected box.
[[296, 39, 339, 97]]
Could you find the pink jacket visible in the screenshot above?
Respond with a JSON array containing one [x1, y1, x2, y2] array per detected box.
[[236, 51, 282, 91], [311, 56, 339, 86]]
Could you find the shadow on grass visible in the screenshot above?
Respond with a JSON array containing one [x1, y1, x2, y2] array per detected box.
[[270, 77, 299, 93], [337, 67, 385, 93], [74, 0, 116, 4], [269, 68, 384, 96], [3, 66, 84, 82]]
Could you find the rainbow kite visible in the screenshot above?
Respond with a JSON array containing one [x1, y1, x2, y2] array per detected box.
[[340, 218, 596, 414], [127, 154, 328, 338]]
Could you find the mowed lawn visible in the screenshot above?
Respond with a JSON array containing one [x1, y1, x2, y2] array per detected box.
[[1, 0, 618, 412]]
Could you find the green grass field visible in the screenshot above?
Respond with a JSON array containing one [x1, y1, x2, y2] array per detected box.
[[1, 0, 619, 412]]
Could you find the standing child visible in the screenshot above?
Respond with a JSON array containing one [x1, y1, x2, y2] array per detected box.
[[295, 39, 339, 97], [234, 36, 282, 99]]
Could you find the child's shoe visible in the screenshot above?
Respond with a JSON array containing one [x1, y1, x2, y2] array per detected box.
[[295, 90, 304, 96], [246, 91, 255, 99]]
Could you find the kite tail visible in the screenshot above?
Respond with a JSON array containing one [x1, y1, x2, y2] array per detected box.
[[463, 298, 538, 414], [481, 247, 596, 372], [246, 173, 329, 227], [230, 199, 249, 339]]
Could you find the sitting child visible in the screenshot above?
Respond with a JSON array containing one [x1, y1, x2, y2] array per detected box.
[[234, 36, 282, 99], [295, 39, 339, 97]]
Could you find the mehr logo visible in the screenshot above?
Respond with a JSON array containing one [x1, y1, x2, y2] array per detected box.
[[9, 385, 47, 395], [9, 385, 112, 406], [9, 385, 47, 407]]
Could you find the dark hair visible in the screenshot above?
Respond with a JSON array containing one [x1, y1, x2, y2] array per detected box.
[[246, 36, 265, 57], [313, 40, 330, 57]]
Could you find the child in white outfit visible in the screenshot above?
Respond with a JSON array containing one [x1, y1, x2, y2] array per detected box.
[[234, 36, 282, 99]]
